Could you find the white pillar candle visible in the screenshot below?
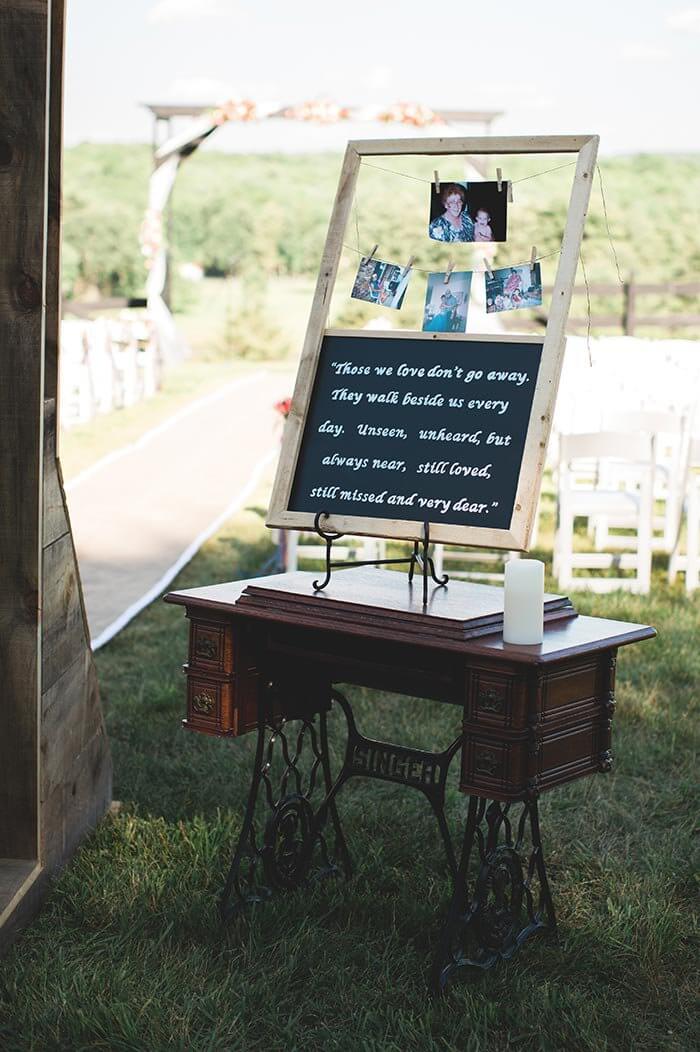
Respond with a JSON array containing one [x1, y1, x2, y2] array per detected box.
[[503, 559, 544, 645]]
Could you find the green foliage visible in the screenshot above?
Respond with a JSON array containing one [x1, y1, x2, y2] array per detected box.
[[226, 273, 288, 360], [0, 499, 698, 1051], [63, 144, 151, 297], [62, 145, 700, 338]]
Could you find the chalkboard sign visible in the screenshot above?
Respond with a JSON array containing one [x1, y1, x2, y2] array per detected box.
[[269, 329, 548, 549], [289, 332, 542, 530]]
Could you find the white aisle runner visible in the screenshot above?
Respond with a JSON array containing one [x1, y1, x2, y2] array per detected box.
[[66, 371, 293, 648]]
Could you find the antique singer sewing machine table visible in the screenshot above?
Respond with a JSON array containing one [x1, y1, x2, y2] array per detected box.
[[164, 567, 654, 995]]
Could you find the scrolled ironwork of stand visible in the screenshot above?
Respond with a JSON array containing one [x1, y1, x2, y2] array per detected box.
[[429, 794, 557, 996], [219, 684, 557, 996], [311, 511, 448, 608], [219, 696, 351, 919]]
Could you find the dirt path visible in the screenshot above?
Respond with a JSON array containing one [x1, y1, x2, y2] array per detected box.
[[66, 370, 293, 648]]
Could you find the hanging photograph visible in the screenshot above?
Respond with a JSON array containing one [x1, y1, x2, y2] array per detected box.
[[485, 263, 543, 313], [351, 254, 410, 310], [428, 181, 508, 243], [422, 271, 472, 333]]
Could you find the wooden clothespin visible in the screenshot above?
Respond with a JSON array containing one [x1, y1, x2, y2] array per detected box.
[[366, 244, 378, 263], [530, 246, 537, 279], [483, 257, 494, 280], [434, 170, 440, 193], [496, 167, 503, 192], [443, 259, 455, 284], [401, 255, 415, 279], [507, 180, 514, 203]]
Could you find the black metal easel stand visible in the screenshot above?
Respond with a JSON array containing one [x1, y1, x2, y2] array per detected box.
[[310, 510, 448, 608]]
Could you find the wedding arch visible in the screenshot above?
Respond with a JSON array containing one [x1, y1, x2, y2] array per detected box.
[[138, 100, 502, 362]]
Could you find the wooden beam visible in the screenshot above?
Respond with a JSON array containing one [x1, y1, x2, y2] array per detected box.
[[0, 0, 50, 860], [39, 0, 112, 875], [141, 102, 504, 125], [348, 135, 594, 156], [44, 0, 65, 407], [61, 296, 147, 318], [2, 0, 112, 950]]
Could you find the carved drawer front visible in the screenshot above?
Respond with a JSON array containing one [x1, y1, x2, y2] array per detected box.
[[188, 620, 232, 673], [184, 670, 259, 737], [459, 733, 526, 801], [466, 669, 527, 730], [186, 675, 226, 733], [459, 714, 609, 800]]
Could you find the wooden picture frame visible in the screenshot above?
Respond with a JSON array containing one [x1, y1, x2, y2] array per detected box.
[[267, 134, 599, 551]]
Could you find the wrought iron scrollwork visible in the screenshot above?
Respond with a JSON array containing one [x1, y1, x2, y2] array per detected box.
[[430, 796, 557, 996], [262, 795, 314, 890], [311, 512, 448, 608], [219, 702, 352, 923]]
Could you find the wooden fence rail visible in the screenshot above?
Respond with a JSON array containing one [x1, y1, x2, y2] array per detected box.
[[539, 278, 700, 335]]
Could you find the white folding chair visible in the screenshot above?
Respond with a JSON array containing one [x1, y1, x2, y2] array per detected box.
[[594, 410, 691, 555], [554, 431, 655, 593], [668, 437, 700, 592]]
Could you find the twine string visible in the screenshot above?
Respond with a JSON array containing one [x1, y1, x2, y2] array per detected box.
[[596, 163, 624, 285], [341, 242, 561, 275], [360, 158, 578, 185], [579, 250, 593, 366], [349, 155, 611, 360]]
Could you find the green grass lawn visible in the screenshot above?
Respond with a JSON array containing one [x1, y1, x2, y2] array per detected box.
[[0, 497, 698, 1051]]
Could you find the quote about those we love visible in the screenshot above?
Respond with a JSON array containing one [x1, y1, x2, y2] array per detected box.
[[288, 335, 543, 529]]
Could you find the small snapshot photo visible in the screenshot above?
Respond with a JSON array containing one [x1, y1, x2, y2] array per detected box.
[[350, 254, 410, 310], [485, 263, 543, 313], [422, 271, 472, 333], [428, 181, 508, 243]]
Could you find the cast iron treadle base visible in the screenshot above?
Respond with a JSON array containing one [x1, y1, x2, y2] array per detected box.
[[219, 700, 351, 923], [220, 687, 463, 921], [310, 689, 462, 880], [429, 795, 557, 997]]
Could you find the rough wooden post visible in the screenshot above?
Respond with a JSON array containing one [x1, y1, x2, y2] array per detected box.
[[622, 272, 636, 335], [0, 0, 112, 952], [0, 0, 48, 866]]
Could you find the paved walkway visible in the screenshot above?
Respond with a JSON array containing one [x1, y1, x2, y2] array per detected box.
[[66, 370, 293, 648]]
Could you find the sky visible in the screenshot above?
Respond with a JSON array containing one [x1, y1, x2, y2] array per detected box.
[[65, 0, 700, 155]]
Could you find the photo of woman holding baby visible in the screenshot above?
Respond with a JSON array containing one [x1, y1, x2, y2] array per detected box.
[[428, 180, 508, 243]]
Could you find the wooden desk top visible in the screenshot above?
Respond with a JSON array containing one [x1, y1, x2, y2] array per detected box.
[[165, 568, 655, 665]]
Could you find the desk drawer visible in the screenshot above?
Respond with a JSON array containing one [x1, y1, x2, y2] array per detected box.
[[465, 668, 528, 730], [188, 619, 234, 673], [183, 669, 258, 737], [459, 716, 610, 800]]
